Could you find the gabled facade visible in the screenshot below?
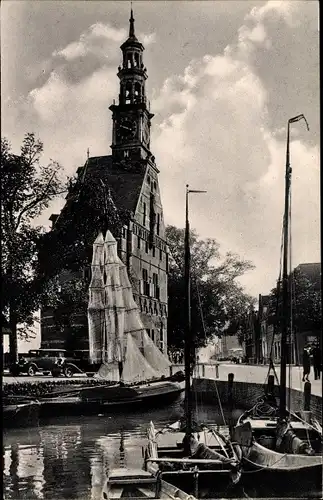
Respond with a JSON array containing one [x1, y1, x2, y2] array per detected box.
[[40, 10, 168, 354]]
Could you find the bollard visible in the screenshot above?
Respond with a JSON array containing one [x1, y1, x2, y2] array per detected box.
[[228, 373, 234, 436], [304, 381, 311, 411], [215, 362, 219, 379], [267, 374, 275, 395], [228, 373, 234, 406], [202, 364, 205, 378]]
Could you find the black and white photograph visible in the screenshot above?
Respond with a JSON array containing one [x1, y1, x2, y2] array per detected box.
[[1, 1, 321, 499]]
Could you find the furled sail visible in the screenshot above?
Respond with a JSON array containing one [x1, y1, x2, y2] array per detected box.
[[89, 230, 170, 383], [88, 232, 105, 364]]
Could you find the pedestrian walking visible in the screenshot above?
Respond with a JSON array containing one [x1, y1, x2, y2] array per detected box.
[[302, 344, 311, 382], [311, 343, 321, 380]]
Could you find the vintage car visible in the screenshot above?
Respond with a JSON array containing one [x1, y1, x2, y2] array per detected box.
[[9, 349, 78, 377]]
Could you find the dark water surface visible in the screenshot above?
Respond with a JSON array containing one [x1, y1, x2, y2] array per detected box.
[[4, 396, 241, 500], [3, 396, 320, 499]]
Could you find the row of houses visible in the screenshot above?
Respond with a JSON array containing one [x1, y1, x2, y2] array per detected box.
[[220, 263, 321, 365]]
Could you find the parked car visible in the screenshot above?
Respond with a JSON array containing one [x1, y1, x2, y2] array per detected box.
[[9, 349, 78, 377]]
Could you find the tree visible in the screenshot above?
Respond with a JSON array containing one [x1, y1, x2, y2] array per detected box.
[[166, 225, 255, 349], [1, 134, 66, 362], [268, 268, 322, 333]]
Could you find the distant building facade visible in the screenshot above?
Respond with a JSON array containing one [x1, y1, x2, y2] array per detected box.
[[258, 262, 321, 365], [40, 11, 168, 355]]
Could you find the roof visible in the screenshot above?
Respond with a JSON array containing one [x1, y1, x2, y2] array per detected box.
[[80, 155, 146, 214], [52, 154, 146, 230]]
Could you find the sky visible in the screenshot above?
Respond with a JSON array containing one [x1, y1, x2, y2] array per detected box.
[[1, 1, 320, 348]]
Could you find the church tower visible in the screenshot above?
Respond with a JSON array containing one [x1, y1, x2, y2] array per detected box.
[[110, 9, 153, 162], [40, 9, 169, 356]]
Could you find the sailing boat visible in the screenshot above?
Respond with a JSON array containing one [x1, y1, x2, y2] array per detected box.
[[81, 229, 184, 410], [144, 186, 242, 498], [233, 116, 322, 496]]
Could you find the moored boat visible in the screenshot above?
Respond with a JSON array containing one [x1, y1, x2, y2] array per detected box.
[[233, 115, 322, 497], [83, 229, 184, 409], [102, 467, 197, 500], [144, 186, 242, 498]]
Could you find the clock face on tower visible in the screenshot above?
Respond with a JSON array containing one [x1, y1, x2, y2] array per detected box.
[[117, 118, 137, 141]]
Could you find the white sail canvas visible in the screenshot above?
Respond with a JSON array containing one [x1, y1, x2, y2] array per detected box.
[[88, 232, 105, 364], [88, 230, 170, 383]]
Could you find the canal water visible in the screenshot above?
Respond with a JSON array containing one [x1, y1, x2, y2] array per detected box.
[[3, 395, 319, 499]]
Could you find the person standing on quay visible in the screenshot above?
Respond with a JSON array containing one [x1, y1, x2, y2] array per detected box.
[[302, 344, 311, 382], [312, 342, 321, 380]]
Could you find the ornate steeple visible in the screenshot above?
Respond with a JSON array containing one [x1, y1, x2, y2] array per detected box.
[[109, 8, 154, 161]]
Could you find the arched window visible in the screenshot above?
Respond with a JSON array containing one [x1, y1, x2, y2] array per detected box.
[[134, 82, 141, 103], [134, 53, 140, 67], [125, 82, 132, 104]]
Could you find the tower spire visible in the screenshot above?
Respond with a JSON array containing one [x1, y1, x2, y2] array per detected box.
[[129, 3, 135, 38]]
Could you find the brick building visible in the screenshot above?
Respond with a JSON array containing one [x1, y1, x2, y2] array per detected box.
[[40, 10, 169, 355]]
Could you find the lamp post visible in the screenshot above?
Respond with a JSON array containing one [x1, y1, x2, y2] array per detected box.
[[279, 114, 309, 418]]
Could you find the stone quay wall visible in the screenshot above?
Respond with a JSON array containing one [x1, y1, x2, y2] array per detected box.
[[192, 377, 322, 422]]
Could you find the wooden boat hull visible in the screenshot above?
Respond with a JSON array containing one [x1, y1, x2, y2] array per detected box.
[[240, 442, 322, 498], [3, 401, 40, 429], [145, 421, 242, 499], [102, 468, 197, 500], [39, 381, 184, 418], [234, 420, 323, 498]]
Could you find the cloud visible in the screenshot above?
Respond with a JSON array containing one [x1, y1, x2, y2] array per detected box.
[[53, 22, 156, 62], [22, 20, 156, 170], [4, 1, 318, 297], [151, 0, 319, 296]]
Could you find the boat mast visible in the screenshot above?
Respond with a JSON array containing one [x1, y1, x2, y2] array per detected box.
[[184, 186, 207, 437], [279, 115, 309, 419], [184, 185, 193, 435]]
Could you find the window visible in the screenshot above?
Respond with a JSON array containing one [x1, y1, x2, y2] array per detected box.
[[124, 150, 129, 158], [147, 329, 150, 337], [166, 253, 169, 273], [134, 82, 141, 102], [153, 273, 160, 300], [142, 269, 150, 296], [159, 249, 163, 261], [122, 227, 127, 238], [143, 202, 146, 226], [137, 236, 141, 249], [125, 82, 132, 103], [152, 246, 155, 257], [147, 175, 151, 185], [145, 241, 149, 253], [156, 214, 160, 235], [151, 329, 155, 342]]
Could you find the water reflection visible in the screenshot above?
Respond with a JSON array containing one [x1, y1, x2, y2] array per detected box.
[[3, 401, 269, 500], [3, 397, 185, 499]]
